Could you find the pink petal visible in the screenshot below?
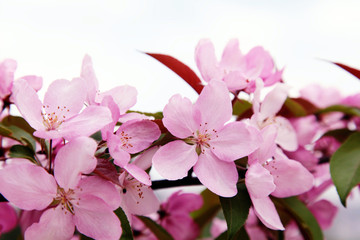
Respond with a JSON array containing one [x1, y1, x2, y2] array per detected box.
[[211, 121, 261, 162], [0, 203, 17, 234], [77, 176, 121, 210], [194, 80, 232, 130], [25, 206, 75, 240], [100, 95, 120, 140], [108, 134, 131, 167], [220, 39, 244, 70], [195, 39, 222, 82], [20, 75, 43, 92], [248, 124, 277, 165], [259, 83, 289, 121], [115, 119, 161, 154], [309, 200, 338, 229], [73, 195, 122, 240], [251, 196, 285, 230], [54, 137, 98, 190], [131, 146, 159, 170], [246, 162, 276, 199], [161, 214, 200, 240], [193, 150, 237, 197], [264, 156, 314, 198], [222, 71, 248, 92], [43, 78, 86, 120], [100, 85, 137, 114], [118, 112, 154, 123], [163, 191, 203, 214], [12, 79, 44, 131], [0, 59, 16, 98], [124, 163, 151, 185], [263, 68, 283, 87], [120, 177, 160, 216], [274, 116, 298, 151], [246, 46, 274, 79], [0, 164, 56, 210], [81, 54, 99, 105], [152, 140, 198, 180], [58, 105, 113, 139], [163, 94, 199, 139]]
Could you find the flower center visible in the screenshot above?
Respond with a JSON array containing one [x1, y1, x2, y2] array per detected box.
[[55, 187, 79, 215], [42, 105, 70, 130], [119, 130, 133, 149], [186, 123, 219, 154]]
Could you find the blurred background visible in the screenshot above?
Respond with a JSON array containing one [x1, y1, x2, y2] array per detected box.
[[0, 0, 359, 239]]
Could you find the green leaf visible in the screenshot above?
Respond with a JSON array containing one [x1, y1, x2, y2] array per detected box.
[[283, 98, 307, 117], [8, 145, 36, 163], [274, 197, 323, 240], [330, 131, 360, 206], [316, 104, 360, 117], [232, 99, 252, 116], [0, 123, 36, 151], [219, 183, 251, 240], [215, 228, 249, 240], [322, 128, 355, 143], [1, 116, 35, 135], [114, 207, 134, 240], [136, 216, 174, 240], [191, 189, 221, 230]]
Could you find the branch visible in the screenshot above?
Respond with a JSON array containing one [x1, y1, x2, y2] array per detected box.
[[151, 177, 201, 190]]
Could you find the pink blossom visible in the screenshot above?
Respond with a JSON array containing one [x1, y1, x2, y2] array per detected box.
[[153, 80, 261, 197], [108, 119, 161, 169], [117, 147, 160, 220], [0, 202, 17, 236], [12, 78, 112, 140], [0, 137, 122, 240], [158, 191, 203, 240], [195, 39, 282, 92]]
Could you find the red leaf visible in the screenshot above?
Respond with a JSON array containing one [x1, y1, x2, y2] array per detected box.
[[333, 62, 360, 79], [145, 52, 204, 94]]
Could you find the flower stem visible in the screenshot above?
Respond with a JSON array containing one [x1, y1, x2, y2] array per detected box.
[[151, 177, 202, 190]]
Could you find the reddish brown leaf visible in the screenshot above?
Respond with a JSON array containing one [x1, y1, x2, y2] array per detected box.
[[145, 52, 204, 94], [333, 62, 360, 80]]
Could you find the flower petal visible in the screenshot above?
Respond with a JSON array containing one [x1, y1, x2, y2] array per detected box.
[[259, 83, 289, 121], [264, 154, 314, 198], [108, 134, 131, 167], [43, 78, 86, 120], [163, 94, 199, 138], [220, 39, 244, 70], [0, 59, 16, 98], [115, 119, 161, 154], [58, 105, 112, 139], [74, 195, 122, 240], [54, 137, 98, 190], [246, 162, 276, 199], [153, 140, 198, 180], [12, 79, 44, 131], [211, 121, 261, 162], [0, 203, 17, 233], [195, 39, 222, 82], [81, 54, 99, 105], [251, 196, 285, 230], [193, 150, 237, 197], [24, 206, 75, 240], [194, 80, 232, 130], [124, 163, 151, 186], [0, 164, 56, 210], [163, 191, 203, 214], [248, 124, 277, 165], [120, 178, 160, 216], [77, 176, 121, 210], [99, 85, 137, 114], [274, 116, 298, 151]]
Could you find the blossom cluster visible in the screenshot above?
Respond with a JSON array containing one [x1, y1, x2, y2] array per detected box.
[[0, 39, 359, 240]]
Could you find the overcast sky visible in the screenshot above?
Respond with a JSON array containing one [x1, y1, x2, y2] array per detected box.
[[1, 1, 359, 238]]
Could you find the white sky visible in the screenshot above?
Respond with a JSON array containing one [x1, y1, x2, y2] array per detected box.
[[1, 0, 360, 238]]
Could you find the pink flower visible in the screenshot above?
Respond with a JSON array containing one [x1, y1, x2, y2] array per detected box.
[[153, 80, 261, 197], [108, 119, 161, 169], [158, 191, 203, 240], [117, 147, 160, 219], [12, 78, 112, 140], [246, 147, 314, 230], [0, 137, 122, 240], [195, 39, 282, 92], [0, 202, 17, 236]]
